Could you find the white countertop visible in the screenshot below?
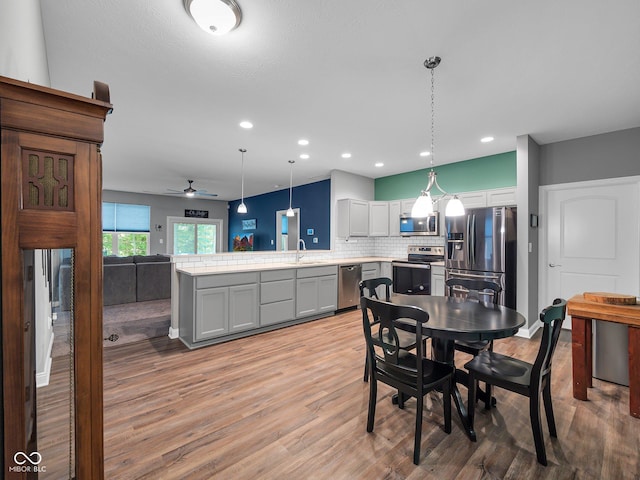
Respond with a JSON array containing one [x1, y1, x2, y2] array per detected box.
[[176, 257, 398, 276]]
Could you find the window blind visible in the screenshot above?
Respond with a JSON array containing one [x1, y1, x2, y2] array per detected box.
[[102, 202, 150, 232]]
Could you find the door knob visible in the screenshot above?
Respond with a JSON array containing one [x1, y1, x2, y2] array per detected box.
[[548, 263, 562, 267]]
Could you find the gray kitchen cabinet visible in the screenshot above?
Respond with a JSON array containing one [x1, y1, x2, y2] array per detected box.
[[296, 265, 338, 317], [368, 201, 389, 236], [337, 199, 369, 237], [260, 269, 295, 326], [361, 262, 380, 281], [389, 200, 401, 236], [431, 264, 445, 296], [180, 271, 259, 346]]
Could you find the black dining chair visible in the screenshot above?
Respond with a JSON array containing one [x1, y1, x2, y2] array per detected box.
[[446, 278, 502, 407], [360, 296, 454, 465], [359, 278, 419, 382], [464, 298, 567, 466]]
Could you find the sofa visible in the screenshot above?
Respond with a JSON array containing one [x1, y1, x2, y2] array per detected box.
[[103, 255, 171, 306], [59, 254, 171, 309]]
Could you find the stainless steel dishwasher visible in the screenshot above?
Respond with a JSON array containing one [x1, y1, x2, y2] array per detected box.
[[338, 264, 362, 310]]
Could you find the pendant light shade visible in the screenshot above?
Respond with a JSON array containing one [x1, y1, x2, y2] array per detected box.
[[237, 148, 247, 214], [411, 192, 434, 217], [412, 56, 465, 218], [286, 160, 295, 217], [445, 196, 465, 217]]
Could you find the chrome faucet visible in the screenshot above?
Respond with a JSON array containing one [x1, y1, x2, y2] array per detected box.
[[296, 238, 306, 263]]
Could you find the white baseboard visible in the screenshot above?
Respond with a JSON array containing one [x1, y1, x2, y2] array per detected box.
[[168, 326, 179, 339], [36, 332, 55, 388], [516, 320, 540, 339]]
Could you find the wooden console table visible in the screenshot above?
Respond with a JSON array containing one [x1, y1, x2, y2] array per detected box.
[[567, 294, 640, 418]]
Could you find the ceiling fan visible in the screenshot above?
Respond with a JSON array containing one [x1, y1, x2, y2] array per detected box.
[[167, 179, 218, 198]]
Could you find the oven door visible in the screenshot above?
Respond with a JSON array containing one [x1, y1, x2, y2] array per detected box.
[[392, 262, 431, 295]]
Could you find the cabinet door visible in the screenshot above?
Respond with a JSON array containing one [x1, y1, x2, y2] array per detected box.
[[229, 284, 259, 332], [431, 274, 445, 297], [296, 277, 318, 317], [350, 200, 370, 236], [317, 275, 338, 313], [459, 191, 487, 209], [401, 198, 416, 215], [369, 201, 389, 236], [487, 187, 516, 206], [388, 201, 401, 236], [195, 287, 229, 340]]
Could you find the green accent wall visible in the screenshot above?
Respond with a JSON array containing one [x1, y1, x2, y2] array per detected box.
[[375, 151, 516, 200]]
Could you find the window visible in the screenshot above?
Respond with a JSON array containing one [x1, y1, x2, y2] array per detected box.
[[168, 216, 223, 255], [102, 202, 150, 256]]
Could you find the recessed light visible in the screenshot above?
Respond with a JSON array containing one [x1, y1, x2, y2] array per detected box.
[[481, 136, 494, 143], [239, 121, 253, 129], [419, 151, 431, 157], [298, 139, 309, 146], [274, 184, 281, 189], [375, 162, 384, 168], [300, 154, 309, 159], [341, 153, 352, 159]]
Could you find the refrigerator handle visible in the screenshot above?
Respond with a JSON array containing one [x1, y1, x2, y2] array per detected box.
[[470, 214, 476, 266], [466, 214, 472, 266]]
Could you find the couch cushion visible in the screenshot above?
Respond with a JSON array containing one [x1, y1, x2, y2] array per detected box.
[[134, 254, 170, 264], [103, 263, 137, 305], [103, 255, 135, 265], [136, 262, 171, 302]]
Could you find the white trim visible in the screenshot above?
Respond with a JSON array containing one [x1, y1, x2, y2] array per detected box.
[[36, 332, 54, 388], [168, 326, 179, 339], [516, 321, 541, 339]]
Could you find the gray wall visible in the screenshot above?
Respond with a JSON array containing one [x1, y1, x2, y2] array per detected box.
[[102, 190, 229, 254], [540, 127, 640, 186]]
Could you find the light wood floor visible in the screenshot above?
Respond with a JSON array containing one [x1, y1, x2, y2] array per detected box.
[[101, 309, 640, 480]]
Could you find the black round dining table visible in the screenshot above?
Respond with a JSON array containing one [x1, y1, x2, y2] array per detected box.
[[390, 294, 526, 440]]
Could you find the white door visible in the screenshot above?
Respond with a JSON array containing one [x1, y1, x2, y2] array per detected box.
[[541, 177, 640, 328]]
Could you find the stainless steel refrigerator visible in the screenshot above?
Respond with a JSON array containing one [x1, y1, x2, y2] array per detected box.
[[445, 206, 517, 309]]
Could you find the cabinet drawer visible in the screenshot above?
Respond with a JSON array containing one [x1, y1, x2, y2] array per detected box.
[[260, 300, 295, 326], [261, 279, 295, 304], [260, 269, 295, 282], [296, 265, 337, 278], [196, 272, 259, 289]]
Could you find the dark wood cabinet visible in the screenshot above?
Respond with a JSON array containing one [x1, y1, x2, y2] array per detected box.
[[1, 76, 112, 479]]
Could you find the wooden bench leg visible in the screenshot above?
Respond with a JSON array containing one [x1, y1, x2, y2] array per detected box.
[[571, 316, 590, 401], [629, 326, 640, 418]]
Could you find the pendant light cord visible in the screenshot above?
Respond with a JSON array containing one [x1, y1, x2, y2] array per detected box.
[[288, 160, 294, 209], [239, 148, 246, 203]]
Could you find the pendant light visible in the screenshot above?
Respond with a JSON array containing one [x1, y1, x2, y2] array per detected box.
[[412, 56, 465, 218], [237, 148, 247, 214], [286, 160, 295, 217]]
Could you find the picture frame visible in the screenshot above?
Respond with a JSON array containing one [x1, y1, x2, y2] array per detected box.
[[242, 218, 257, 230]]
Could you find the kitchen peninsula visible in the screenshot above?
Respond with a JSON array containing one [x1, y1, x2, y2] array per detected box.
[[176, 256, 393, 349]]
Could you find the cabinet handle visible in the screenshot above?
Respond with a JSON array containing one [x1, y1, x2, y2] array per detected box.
[[548, 263, 562, 267]]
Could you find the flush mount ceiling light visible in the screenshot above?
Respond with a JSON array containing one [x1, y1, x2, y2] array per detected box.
[[411, 56, 465, 218], [286, 160, 295, 217], [184, 0, 242, 36], [237, 148, 247, 214]]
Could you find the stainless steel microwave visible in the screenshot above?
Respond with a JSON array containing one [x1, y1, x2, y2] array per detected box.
[[399, 213, 440, 236]]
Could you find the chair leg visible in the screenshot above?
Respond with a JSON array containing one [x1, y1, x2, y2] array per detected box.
[[529, 393, 548, 466], [467, 374, 477, 441], [542, 381, 557, 437], [366, 377, 377, 433], [363, 354, 369, 382], [443, 377, 452, 434], [413, 394, 423, 465], [484, 381, 493, 410]]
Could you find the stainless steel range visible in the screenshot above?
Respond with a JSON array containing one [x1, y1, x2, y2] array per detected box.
[[391, 245, 445, 295]]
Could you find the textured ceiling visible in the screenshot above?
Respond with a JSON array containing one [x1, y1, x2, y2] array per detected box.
[[40, 0, 640, 201]]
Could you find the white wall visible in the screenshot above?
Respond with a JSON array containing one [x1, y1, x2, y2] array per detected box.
[[0, 0, 50, 85], [34, 250, 54, 387]]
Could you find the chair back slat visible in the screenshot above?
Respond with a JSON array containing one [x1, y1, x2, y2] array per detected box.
[[445, 278, 502, 305], [532, 298, 567, 383], [361, 296, 428, 379], [359, 277, 393, 301]]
